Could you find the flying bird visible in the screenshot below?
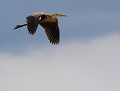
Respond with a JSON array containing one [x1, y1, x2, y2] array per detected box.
[[14, 12, 66, 45]]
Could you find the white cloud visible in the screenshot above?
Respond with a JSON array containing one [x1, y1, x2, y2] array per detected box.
[[0, 33, 120, 91]]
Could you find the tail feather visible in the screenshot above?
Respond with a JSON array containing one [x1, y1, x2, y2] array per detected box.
[[14, 24, 27, 30]]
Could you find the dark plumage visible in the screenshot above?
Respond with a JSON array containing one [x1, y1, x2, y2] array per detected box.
[[14, 12, 66, 45]]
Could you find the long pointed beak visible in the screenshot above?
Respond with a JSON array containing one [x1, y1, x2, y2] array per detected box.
[[59, 14, 67, 16]]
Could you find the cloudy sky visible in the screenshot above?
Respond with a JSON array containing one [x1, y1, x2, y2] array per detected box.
[[0, 0, 120, 91]]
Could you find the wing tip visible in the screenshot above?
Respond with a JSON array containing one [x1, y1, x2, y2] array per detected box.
[[50, 41, 59, 45]]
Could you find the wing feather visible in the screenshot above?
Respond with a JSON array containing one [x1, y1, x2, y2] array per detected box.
[[26, 15, 38, 35], [40, 19, 60, 44]]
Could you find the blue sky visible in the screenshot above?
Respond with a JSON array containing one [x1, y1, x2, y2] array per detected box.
[[0, 0, 120, 52], [1, 0, 120, 91]]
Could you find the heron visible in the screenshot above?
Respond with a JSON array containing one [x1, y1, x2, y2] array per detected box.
[[14, 12, 66, 45]]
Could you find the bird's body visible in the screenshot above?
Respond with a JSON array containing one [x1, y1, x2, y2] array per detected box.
[[14, 12, 66, 45]]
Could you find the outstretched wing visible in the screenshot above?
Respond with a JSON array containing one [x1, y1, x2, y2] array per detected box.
[[26, 15, 38, 35], [40, 18, 60, 45]]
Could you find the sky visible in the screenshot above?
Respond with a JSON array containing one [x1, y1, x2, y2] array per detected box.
[[0, 0, 120, 91]]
